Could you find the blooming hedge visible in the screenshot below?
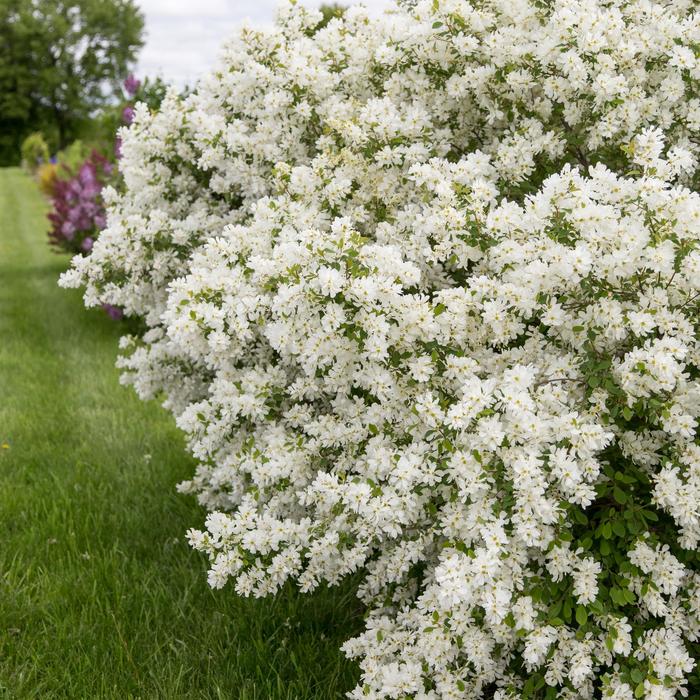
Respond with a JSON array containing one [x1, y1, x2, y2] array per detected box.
[[61, 1, 700, 697]]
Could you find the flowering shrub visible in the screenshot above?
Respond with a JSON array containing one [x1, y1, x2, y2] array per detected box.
[[48, 150, 113, 254], [55, 140, 93, 180], [36, 142, 92, 199], [36, 162, 59, 197], [123, 72, 140, 98], [61, 1, 700, 697]]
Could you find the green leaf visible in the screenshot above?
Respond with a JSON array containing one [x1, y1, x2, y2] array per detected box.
[[590, 599, 605, 615], [613, 520, 626, 537], [611, 588, 625, 606], [631, 668, 645, 684], [575, 605, 588, 626], [622, 406, 634, 421], [635, 682, 645, 698], [562, 599, 572, 622], [613, 486, 627, 504], [572, 509, 588, 525]]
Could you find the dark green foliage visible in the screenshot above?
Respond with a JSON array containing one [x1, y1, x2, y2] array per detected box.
[[0, 0, 144, 165]]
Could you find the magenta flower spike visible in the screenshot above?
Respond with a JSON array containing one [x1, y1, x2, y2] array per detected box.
[[122, 105, 135, 125], [123, 73, 140, 97]]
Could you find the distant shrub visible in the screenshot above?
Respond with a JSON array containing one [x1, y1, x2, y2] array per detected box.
[[48, 150, 113, 255], [31, 141, 94, 198], [55, 140, 92, 181], [36, 162, 59, 196], [20, 133, 49, 173]]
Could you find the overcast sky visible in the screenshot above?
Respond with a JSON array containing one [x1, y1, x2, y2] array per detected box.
[[136, 0, 394, 88]]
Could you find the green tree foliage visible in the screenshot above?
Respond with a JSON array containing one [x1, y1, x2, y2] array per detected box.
[[0, 0, 144, 165]]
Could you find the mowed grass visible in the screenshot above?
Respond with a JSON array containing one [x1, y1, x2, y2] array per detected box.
[[0, 168, 363, 699]]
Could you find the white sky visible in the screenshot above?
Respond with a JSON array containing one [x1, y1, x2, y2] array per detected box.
[[136, 0, 395, 87]]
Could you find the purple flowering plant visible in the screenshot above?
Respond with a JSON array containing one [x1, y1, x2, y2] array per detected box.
[[123, 73, 140, 97], [48, 74, 168, 319], [47, 73, 148, 257], [121, 105, 135, 126], [47, 150, 113, 255]]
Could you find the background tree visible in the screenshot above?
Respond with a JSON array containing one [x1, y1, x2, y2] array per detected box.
[[0, 0, 144, 165]]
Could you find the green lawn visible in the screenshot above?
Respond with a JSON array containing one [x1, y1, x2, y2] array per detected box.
[[0, 168, 362, 699]]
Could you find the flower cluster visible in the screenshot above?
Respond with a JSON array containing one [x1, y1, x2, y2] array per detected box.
[[61, 1, 700, 697], [48, 150, 113, 254]]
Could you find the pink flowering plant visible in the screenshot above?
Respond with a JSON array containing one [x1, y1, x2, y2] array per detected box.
[[61, 1, 700, 698], [47, 150, 113, 254], [47, 74, 164, 255]]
